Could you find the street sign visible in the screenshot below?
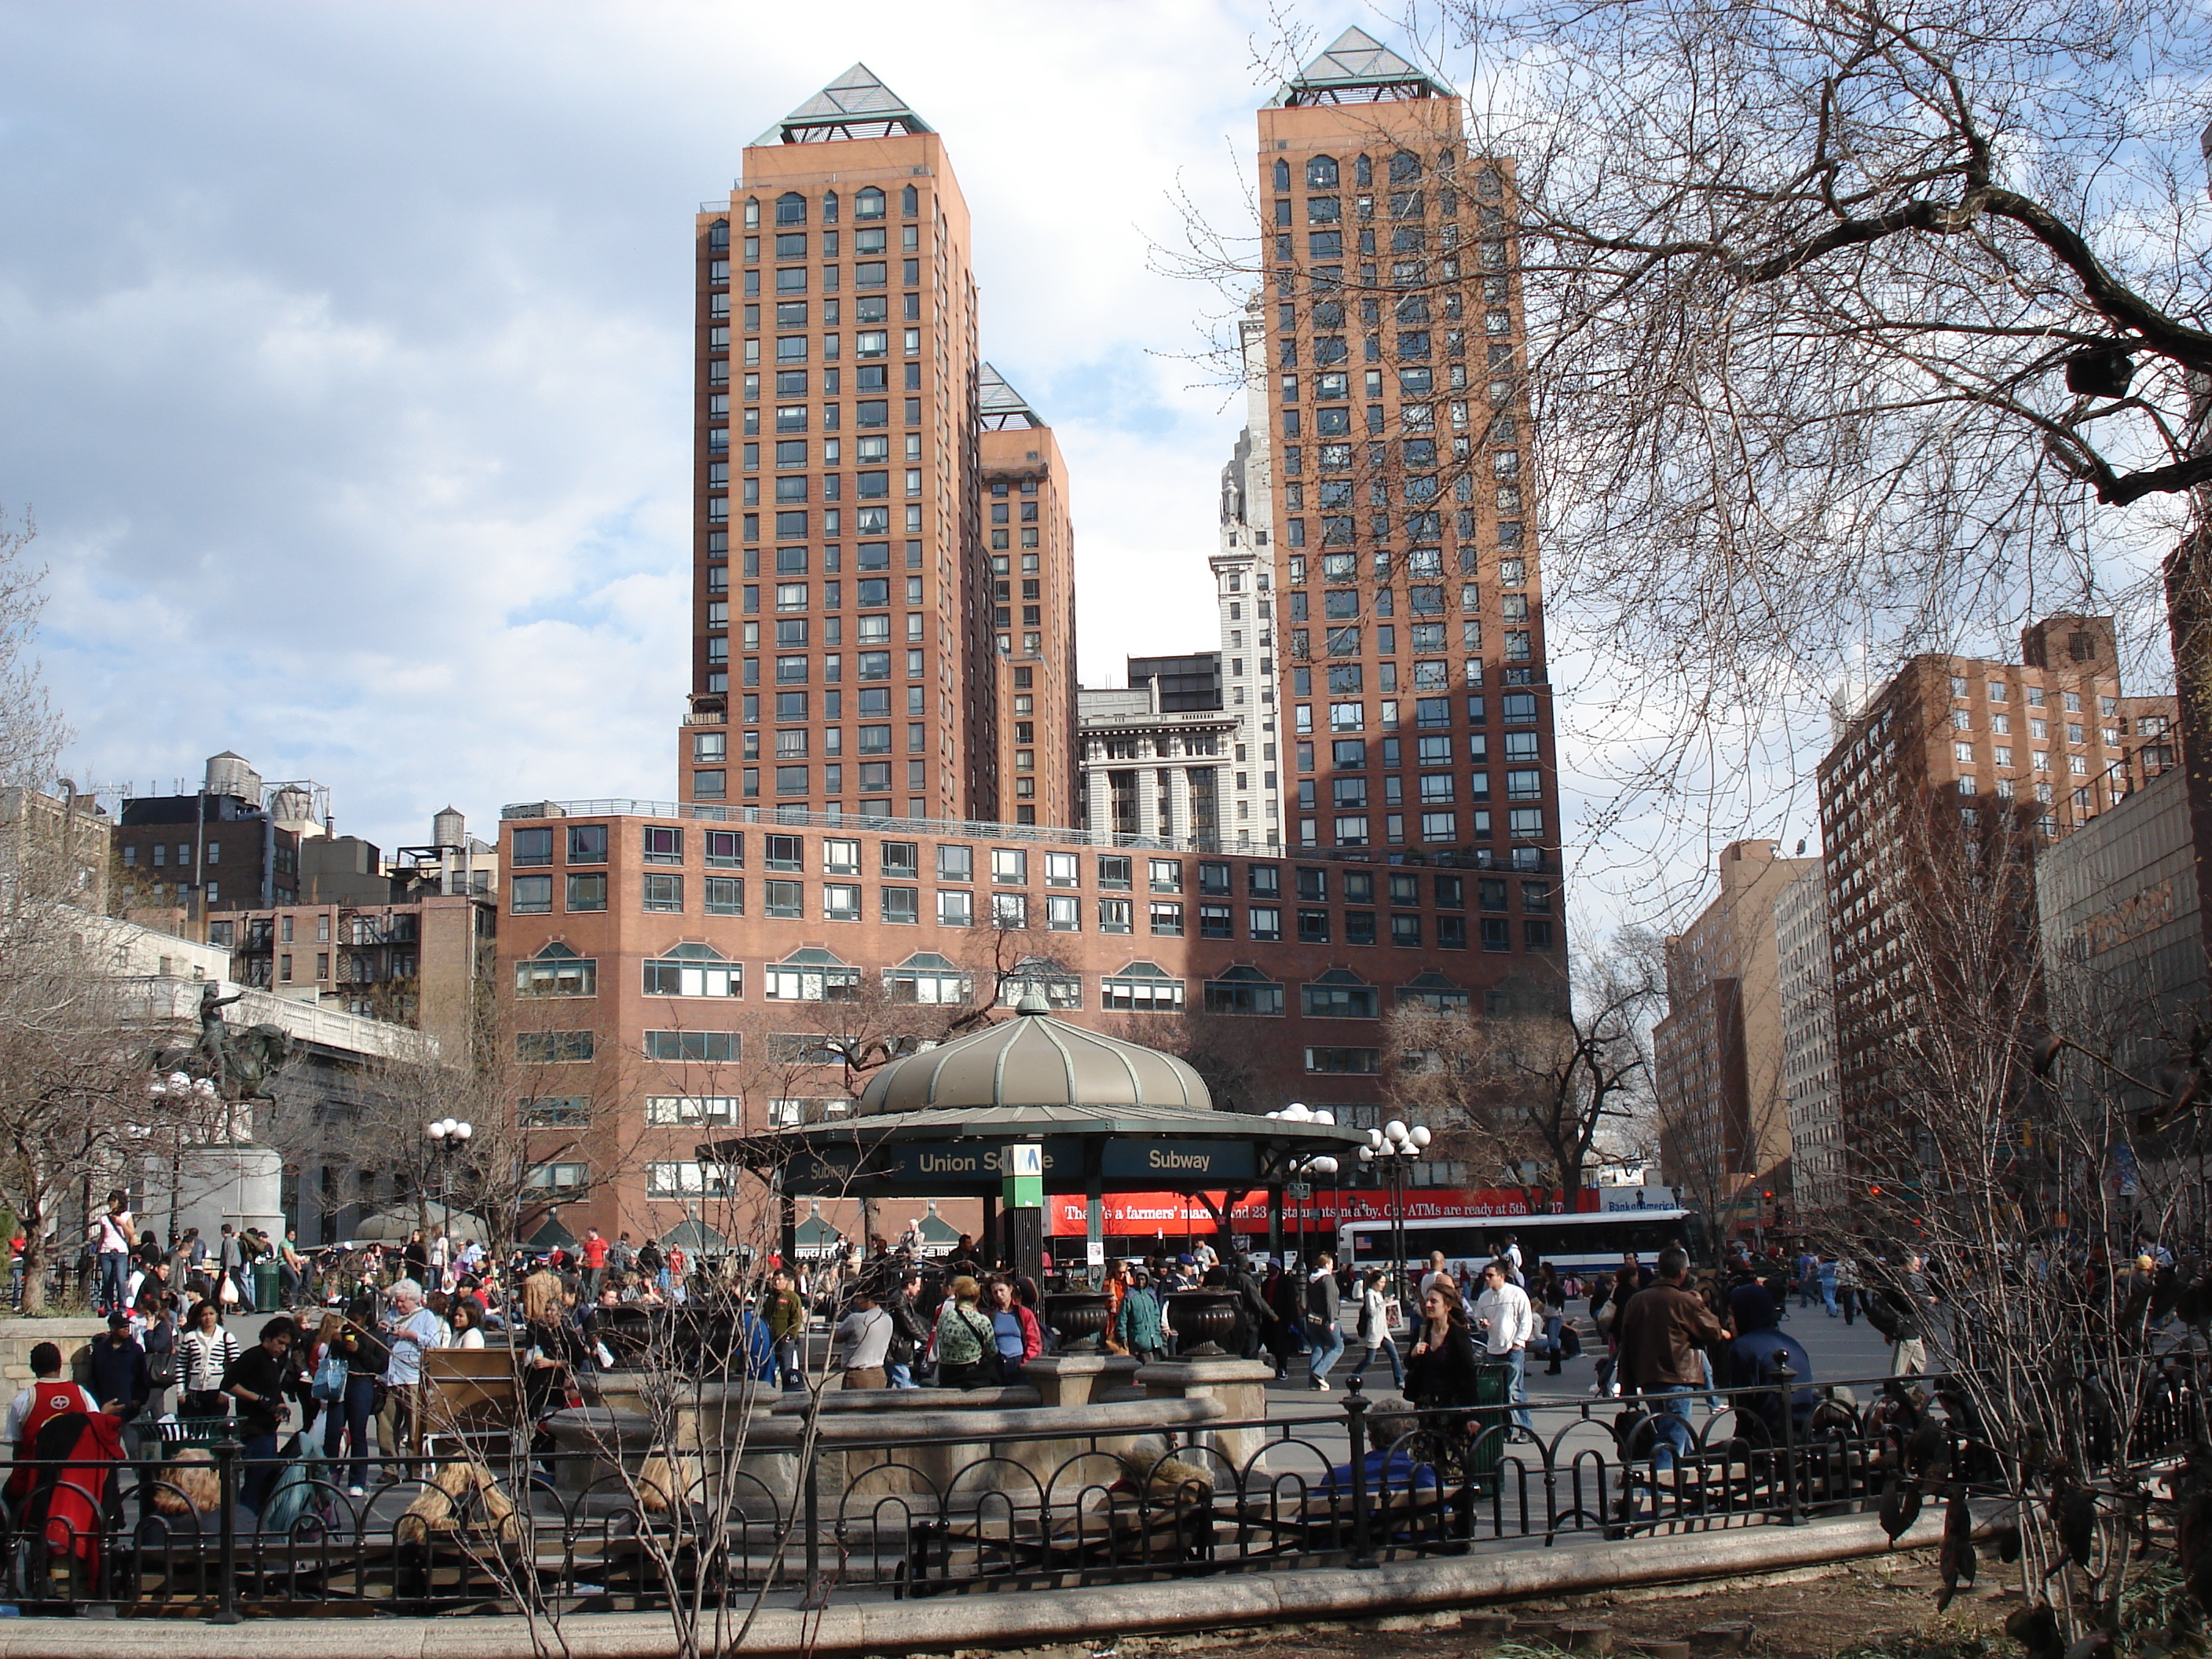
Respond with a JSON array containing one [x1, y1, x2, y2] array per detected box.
[[1085, 1240, 1105, 1266], [1286, 1181, 1313, 1200]]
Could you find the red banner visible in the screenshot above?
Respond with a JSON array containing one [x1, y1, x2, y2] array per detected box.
[[1043, 1187, 1599, 1236]]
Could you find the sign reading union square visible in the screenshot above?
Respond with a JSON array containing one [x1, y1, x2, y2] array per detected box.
[[888, 1141, 1257, 1183]]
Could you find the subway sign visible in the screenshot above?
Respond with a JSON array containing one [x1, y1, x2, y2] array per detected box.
[[1100, 1141, 1255, 1180]]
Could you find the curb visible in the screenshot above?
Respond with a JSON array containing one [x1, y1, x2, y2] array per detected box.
[[0, 1507, 1954, 1657]]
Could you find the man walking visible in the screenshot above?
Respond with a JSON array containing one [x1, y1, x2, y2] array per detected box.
[[1473, 1259, 1536, 1431], [1883, 1253, 1936, 1376], [1613, 1247, 1726, 1471], [764, 1269, 808, 1390], [1305, 1251, 1346, 1391], [581, 1229, 610, 1301]]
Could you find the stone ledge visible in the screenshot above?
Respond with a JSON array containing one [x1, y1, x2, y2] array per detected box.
[[0, 1502, 1986, 1657]]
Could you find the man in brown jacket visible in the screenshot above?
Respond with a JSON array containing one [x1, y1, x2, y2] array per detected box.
[[1612, 1247, 1727, 1469]]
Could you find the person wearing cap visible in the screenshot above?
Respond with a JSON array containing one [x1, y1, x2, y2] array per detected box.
[[88, 1313, 150, 1422]]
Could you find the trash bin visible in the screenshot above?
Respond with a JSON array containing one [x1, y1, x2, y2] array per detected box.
[[1464, 1361, 1516, 1487], [253, 1258, 281, 1312]]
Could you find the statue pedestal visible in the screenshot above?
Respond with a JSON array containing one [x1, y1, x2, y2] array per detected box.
[[141, 1141, 285, 1254]]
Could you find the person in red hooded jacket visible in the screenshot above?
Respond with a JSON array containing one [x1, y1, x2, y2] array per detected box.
[[4, 1342, 99, 1505]]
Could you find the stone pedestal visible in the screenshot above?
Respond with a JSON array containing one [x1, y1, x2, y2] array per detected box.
[[1134, 1357, 1277, 1473], [1023, 1353, 1141, 1408]]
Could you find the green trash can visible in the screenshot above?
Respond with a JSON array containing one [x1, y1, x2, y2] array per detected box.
[[253, 1258, 281, 1312], [1464, 1361, 1516, 1487]]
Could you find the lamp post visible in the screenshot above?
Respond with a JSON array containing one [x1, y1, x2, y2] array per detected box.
[[426, 1116, 473, 1235], [1265, 1102, 1339, 1263], [1358, 1119, 1430, 1305]]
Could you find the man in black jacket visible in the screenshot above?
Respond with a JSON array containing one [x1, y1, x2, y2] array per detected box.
[[87, 1314, 148, 1422], [1305, 1252, 1346, 1391], [880, 1268, 932, 1389], [225, 1317, 298, 1511], [1223, 1254, 1271, 1361]]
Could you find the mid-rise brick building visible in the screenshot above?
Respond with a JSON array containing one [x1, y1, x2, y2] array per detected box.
[[1817, 613, 2177, 1186]]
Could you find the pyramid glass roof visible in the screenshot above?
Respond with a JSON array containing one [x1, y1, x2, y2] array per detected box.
[[977, 363, 1044, 430], [757, 64, 934, 145], [1269, 26, 1452, 106]]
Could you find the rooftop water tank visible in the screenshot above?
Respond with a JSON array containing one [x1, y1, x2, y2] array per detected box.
[[204, 752, 261, 804], [434, 806, 466, 849]]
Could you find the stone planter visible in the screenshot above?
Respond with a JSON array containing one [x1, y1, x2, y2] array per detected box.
[[1164, 1290, 1245, 1357], [1042, 1291, 1111, 1353]]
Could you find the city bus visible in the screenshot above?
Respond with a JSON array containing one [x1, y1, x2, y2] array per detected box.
[[1338, 1207, 1705, 1283]]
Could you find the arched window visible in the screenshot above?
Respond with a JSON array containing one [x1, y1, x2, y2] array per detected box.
[[1355, 154, 1373, 188], [1203, 964, 1284, 1016], [708, 218, 729, 250], [1390, 151, 1422, 185], [643, 942, 740, 998], [516, 942, 595, 998], [1306, 155, 1339, 189], [742, 197, 760, 229], [822, 190, 839, 225], [855, 186, 886, 220], [900, 184, 918, 217], [775, 191, 807, 226], [1273, 159, 1290, 191]]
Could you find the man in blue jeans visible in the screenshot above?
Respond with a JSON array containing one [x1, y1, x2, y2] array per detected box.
[[1613, 1247, 1726, 1471], [1474, 1258, 1536, 1432]]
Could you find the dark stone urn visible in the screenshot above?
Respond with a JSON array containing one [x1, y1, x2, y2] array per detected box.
[[1164, 1289, 1245, 1358], [1042, 1291, 1112, 1353]]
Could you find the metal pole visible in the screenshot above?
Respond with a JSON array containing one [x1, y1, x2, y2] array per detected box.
[[212, 1423, 242, 1623], [1346, 1375, 1375, 1569]]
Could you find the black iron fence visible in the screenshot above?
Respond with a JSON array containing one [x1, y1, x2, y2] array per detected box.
[[0, 1364, 2072, 1617]]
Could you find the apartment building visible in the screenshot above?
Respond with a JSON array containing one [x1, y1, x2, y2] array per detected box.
[[1818, 613, 2177, 1181], [680, 64, 1048, 827], [498, 802, 1561, 1240], [1652, 840, 1814, 1212], [1260, 31, 1563, 884], [1773, 860, 1842, 1214], [977, 365, 1078, 826], [116, 753, 302, 918]]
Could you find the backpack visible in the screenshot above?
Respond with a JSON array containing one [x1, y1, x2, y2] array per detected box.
[[313, 1349, 348, 1402], [1864, 1294, 1901, 1339]]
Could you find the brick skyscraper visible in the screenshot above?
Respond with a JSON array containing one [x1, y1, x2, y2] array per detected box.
[[681, 67, 1074, 824], [1259, 30, 1565, 954]]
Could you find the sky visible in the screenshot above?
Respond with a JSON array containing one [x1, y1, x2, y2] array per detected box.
[[4, 2, 2170, 948], [0, 0, 1293, 851]]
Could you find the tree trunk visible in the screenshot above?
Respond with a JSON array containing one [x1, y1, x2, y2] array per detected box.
[[2162, 524, 2212, 996], [19, 1213, 46, 1315]]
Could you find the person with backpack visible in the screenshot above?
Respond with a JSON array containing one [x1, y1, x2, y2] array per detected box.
[[1114, 1267, 1167, 1364], [932, 1276, 1001, 1390]]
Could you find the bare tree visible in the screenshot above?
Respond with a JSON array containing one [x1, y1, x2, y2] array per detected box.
[[1383, 936, 1657, 1199]]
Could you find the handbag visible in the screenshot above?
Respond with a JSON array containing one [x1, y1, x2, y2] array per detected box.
[[312, 1350, 347, 1402], [962, 1310, 1005, 1384]]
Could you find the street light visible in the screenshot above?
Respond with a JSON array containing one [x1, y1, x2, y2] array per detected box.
[[1358, 1117, 1430, 1305], [427, 1117, 474, 1230]]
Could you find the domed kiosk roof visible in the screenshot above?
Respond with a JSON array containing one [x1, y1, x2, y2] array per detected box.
[[859, 997, 1211, 1116]]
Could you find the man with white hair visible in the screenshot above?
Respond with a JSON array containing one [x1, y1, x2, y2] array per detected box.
[[379, 1278, 443, 1480]]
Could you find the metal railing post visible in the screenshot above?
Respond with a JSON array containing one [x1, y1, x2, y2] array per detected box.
[[1346, 1374, 1376, 1569], [803, 1431, 822, 1601], [211, 1424, 242, 1623], [1773, 1358, 1801, 1525]]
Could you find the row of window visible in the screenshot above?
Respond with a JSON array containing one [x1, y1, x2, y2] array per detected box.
[[512, 827, 1520, 899]]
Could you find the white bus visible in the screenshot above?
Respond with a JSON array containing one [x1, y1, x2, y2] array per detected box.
[[1338, 1207, 1704, 1283]]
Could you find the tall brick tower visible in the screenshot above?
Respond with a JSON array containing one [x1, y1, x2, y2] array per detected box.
[[1259, 30, 1566, 944], [683, 67, 1000, 824]]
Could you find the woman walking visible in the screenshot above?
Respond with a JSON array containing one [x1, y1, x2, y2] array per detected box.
[[1347, 1269, 1404, 1390]]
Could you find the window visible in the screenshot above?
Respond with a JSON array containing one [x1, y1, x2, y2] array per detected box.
[[1045, 851, 1079, 888], [1148, 858, 1182, 892], [511, 828, 554, 866], [1148, 900, 1184, 936], [1199, 903, 1232, 939], [1247, 863, 1281, 897], [1099, 896, 1133, 934], [990, 892, 1027, 928], [1249, 904, 1282, 941], [515, 944, 595, 997], [517, 1031, 595, 1063], [1397, 972, 1468, 1011], [646, 1163, 730, 1198], [511, 875, 553, 914], [1482, 917, 1511, 951], [881, 885, 919, 924], [764, 953, 860, 1000], [938, 844, 973, 881], [706, 830, 743, 867], [992, 848, 1027, 884], [566, 873, 608, 911], [1204, 965, 1284, 1015], [521, 1097, 590, 1127], [643, 826, 683, 864], [565, 824, 608, 863], [1101, 963, 1185, 1012], [1302, 969, 1379, 1018], [823, 884, 862, 921], [937, 889, 972, 926], [1298, 908, 1330, 943], [643, 946, 741, 997], [887, 953, 968, 1003], [645, 1096, 739, 1128], [999, 958, 1082, 1009], [526, 1162, 589, 1192], [1305, 1047, 1380, 1074], [643, 873, 684, 912], [1097, 855, 1132, 890]]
